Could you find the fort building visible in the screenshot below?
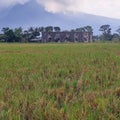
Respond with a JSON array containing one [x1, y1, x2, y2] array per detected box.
[[30, 31, 93, 43]]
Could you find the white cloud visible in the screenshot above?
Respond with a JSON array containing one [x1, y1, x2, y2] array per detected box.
[[36, 0, 120, 19], [0, 0, 120, 19], [36, 0, 83, 14]]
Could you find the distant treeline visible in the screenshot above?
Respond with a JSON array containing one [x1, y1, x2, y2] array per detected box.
[[0, 25, 120, 42]]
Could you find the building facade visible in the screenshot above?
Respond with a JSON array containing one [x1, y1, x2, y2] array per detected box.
[[41, 31, 93, 43]]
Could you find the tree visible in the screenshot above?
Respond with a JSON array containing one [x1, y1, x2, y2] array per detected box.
[[116, 27, 120, 35], [71, 29, 75, 32], [22, 30, 30, 42], [34, 27, 40, 36], [14, 27, 23, 42], [116, 27, 120, 41], [76, 27, 86, 32], [112, 33, 120, 41], [84, 26, 93, 32], [54, 27, 61, 32], [76, 26, 93, 32], [39, 27, 45, 32], [28, 27, 34, 33], [0, 34, 7, 42], [99, 25, 112, 41], [2, 27, 15, 42], [45, 26, 53, 32], [27, 27, 40, 40]]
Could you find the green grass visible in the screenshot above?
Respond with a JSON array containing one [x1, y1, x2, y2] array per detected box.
[[0, 43, 120, 120]]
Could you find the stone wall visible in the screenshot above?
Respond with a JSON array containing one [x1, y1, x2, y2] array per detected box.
[[42, 32, 93, 43]]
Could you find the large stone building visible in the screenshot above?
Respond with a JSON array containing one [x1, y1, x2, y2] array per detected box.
[[41, 31, 93, 43]]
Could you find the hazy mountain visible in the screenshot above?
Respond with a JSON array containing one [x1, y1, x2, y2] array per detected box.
[[0, 0, 120, 34]]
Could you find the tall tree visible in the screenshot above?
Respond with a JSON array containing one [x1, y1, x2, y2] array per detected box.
[[22, 30, 30, 42], [116, 27, 120, 34], [116, 27, 120, 41], [39, 27, 45, 32], [54, 27, 61, 32], [28, 27, 34, 33], [27, 27, 40, 39], [112, 33, 120, 41], [84, 26, 93, 32], [0, 34, 7, 42], [14, 27, 23, 42], [45, 26, 53, 32], [99, 25, 112, 41], [2, 27, 15, 42]]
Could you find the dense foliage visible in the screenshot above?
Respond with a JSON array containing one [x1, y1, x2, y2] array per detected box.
[[0, 25, 120, 42]]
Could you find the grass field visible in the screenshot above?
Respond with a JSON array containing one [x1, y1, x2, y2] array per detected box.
[[0, 43, 120, 120]]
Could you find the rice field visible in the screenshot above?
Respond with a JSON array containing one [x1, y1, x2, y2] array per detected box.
[[0, 43, 120, 120]]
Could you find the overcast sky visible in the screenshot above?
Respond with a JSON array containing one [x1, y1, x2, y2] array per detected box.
[[0, 0, 120, 19]]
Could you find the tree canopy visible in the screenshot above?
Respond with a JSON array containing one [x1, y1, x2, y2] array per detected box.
[[0, 25, 120, 42]]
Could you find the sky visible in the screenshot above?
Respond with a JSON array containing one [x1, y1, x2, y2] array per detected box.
[[0, 0, 120, 19]]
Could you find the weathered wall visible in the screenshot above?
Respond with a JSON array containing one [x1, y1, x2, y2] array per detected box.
[[42, 32, 93, 43]]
